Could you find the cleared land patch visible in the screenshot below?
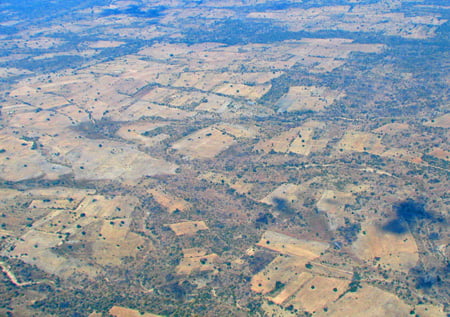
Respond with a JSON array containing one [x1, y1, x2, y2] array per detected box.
[[116, 122, 169, 147], [109, 306, 162, 317], [424, 113, 450, 128], [276, 86, 343, 113], [256, 231, 329, 259], [260, 183, 303, 206], [148, 188, 191, 213], [352, 221, 419, 272], [255, 125, 327, 156], [314, 284, 412, 317], [172, 126, 235, 159], [0, 134, 71, 182], [337, 131, 385, 155], [168, 221, 209, 236], [316, 190, 355, 230]]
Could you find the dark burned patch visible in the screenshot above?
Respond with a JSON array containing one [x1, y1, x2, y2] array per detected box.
[[382, 218, 408, 235], [255, 212, 276, 226], [272, 197, 295, 214], [382, 199, 435, 234], [246, 251, 277, 274], [100, 5, 166, 18], [337, 221, 361, 244], [410, 265, 448, 290], [73, 119, 121, 140], [395, 199, 430, 223]]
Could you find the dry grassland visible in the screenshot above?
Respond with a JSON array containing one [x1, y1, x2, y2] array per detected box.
[[255, 124, 327, 156], [213, 82, 270, 100], [286, 275, 349, 313], [316, 190, 355, 230], [116, 122, 169, 147], [0, 134, 71, 182], [251, 255, 310, 294], [8, 37, 64, 49], [92, 220, 147, 266], [251, 230, 355, 314], [26, 187, 96, 200], [148, 188, 191, 213], [109, 306, 162, 317], [7, 229, 99, 278], [352, 222, 419, 272], [314, 284, 412, 317], [172, 126, 235, 159], [256, 231, 329, 259], [8, 193, 149, 270], [108, 101, 195, 121], [168, 221, 209, 236], [138, 43, 201, 60], [276, 86, 343, 112], [337, 131, 385, 155], [373, 122, 410, 134], [414, 304, 447, 317], [424, 113, 450, 128], [162, 7, 235, 23], [9, 110, 74, 133], [247, 5, 445, 39], [0, 67, 32, 78], [83, 56, 151, 76], [56, 105, 90, 124], [428, 148, 450, 161], [381, 148, 423, 164], [28, 199, 80, 210], [1, 103, 36, 117], [87, 40, 126, 48], [194, 94, 234, 113], [140, 87, 205, 108], [171, 72, 226, 91], [260, 183, 303, 205], [215, 123, 258, 138], [104, 26, 167, 40], [39, 132, 178, 181], [268, 271, 314, 305]]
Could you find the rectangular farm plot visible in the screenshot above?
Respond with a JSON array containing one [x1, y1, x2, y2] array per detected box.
[[108, 101, 195, 121], [260, 183, 303, 205], [251, 255, 309, 294], [337, 131, 385, 155], [148, 188, 191, 213], [172, 126, 235, 159], [195, 94, 234, 113], [116, 122, 169, 147], [269, 272, 314, 305], [287, 275, 350, 313], [213, 82, 271, 100], [352, 222, 419, 272], [168, 221, 209, 236], [109, 306, 162, 317], [276, 86, 343, 112], [316, 190, 355, 230], [254, 126, 328, 156], [256, 231, 329, 259]]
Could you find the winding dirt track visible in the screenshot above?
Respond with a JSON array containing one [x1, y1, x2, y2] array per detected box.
[[0, 261, 54, 287]]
